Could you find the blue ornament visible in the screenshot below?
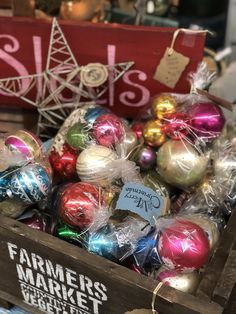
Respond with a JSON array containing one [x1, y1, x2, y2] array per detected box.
[[0, 170, 12, 202], [10, 164, 51, 204], [84, 107, 110, 126], [88, 224, 119, 262], [134, 228, 162, 271]]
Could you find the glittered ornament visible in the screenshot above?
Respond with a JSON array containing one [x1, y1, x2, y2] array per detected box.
[[93, 114, 125, 147], [136, 146, 156, 171], [187, 214, 220, 252], [66, 122, 90, 151], [49, 144, 78, 180], [158, 219, 210, 271], [5, 130, 42, 161], [156, 266, 200, 294], [157, 140, 209, 188], [59, 182, 102, 229], [21, 212, 55, 234], [143, 120, 166, 147], [162, 113, 190, 140], [152, 94, 177, 120], [76, 145, 118, 187], [84, 106, 110, 125], [0, 199, 26, 218], [10, 164, 51, 204], [131, 122, 145, 140], [190, 102, 225, 139]]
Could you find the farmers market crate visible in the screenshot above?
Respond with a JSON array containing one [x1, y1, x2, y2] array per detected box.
[[0, 111, 236, 314]]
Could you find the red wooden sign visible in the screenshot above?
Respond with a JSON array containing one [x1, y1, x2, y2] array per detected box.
[[0, 17, 205, 118]]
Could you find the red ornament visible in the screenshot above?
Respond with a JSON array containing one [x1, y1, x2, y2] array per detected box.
[[162, 113, 190, 140], [93, 114, 124, 147], [49, 144, 78, 180], [158, 219, 210, 272], [131, 122, 144, 140], [21, 212, 55, 234], [59, 182, 102, 229]]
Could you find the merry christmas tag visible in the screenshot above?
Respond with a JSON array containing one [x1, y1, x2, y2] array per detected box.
[[153, 47, 190, 89], [116, 183, 165, 226]]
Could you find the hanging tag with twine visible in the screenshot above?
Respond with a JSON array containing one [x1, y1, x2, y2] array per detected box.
[[153, 29, 211, 89]]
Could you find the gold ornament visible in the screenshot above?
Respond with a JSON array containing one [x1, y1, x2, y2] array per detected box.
[[143, 120, 166, 147], [152, 94, 177, 120], [157, 140, 209, 188]]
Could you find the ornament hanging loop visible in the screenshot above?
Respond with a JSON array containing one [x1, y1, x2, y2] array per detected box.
[[168, 28, 214, 56]]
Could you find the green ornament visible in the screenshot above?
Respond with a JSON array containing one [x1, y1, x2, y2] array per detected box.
[[66, 123, 90, 151], [56, 224, 87, 247]]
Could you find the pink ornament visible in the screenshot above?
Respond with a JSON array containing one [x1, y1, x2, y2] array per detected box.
[[93, 114, 124, 147], [131, 122, 145, 139], [158, 219, 210, 272], [162, 113, 190, 140], [190, 102, 225, 139]]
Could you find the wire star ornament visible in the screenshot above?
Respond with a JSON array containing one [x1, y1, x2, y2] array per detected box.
[[0, 18, 134, 138]]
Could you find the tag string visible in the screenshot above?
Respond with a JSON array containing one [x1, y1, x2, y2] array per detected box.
[[168, 28, 213, 56], [151, 282, 164, 314]]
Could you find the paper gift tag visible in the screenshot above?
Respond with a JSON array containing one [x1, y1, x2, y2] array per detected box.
[[153, 47, 190, 89], [116, 182, 166, 226]]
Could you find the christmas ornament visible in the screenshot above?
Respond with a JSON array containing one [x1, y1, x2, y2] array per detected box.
[[157, 140, 209, 188], [156, 266, 200, 294], [0, 199, 26, 218], [76, 145, 118, 186], [131, 122, 144, 140], [0, 19, 134, 138], [0, 170, 13, 202], [117, 130, 138, 157], [21, 212, 55, 234], [213, 154, 236, 178], [152, 94, 177, 120], [5, 130, 42, 161], [66, 122, 90, 151], [142, 171, 174, 198], [158, 219, 210, 271], [187, 214, 220, 252], [136, 146, 156, 171], [0, 140, 14, 172], [59, 182, 102, 229], [143, 120, 166, 147], [88, 224, 119, 262], [162, 113, 190, 140], [84, 106, 110, 126], [190, 102, 225, 139], [10, 164, 51, 204], [49, 144, 78, 180], [93, 114, 125, 147], [56, 224, 86, 246]]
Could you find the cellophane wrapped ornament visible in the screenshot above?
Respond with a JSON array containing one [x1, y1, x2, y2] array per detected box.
[[0, 130, 53, 221]]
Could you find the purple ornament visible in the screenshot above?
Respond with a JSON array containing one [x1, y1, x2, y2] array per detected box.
[[137, 146, 156, 171], [93, 114, 124, 147], [190, 102, 225, 139]]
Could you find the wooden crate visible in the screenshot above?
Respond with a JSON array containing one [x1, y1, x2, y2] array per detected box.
[[0, 113, 236, 313]]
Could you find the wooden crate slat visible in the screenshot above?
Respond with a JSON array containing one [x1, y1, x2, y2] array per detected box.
[[0, 216, 223, 314], [213, 244, 236, 307]]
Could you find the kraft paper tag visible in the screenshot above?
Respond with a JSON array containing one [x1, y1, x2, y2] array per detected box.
[[116, 183, 165, 226], [153, 47, 190, 89]]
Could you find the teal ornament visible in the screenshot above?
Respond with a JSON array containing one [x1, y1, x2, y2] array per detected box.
[[10, 164, 51, 204]]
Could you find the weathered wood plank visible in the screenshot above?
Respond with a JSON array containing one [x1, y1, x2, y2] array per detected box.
[[0, 297, 12, 309], [213, 245, 236, 307], [0, 216, 223, 314], [196, 209, 236, 301]]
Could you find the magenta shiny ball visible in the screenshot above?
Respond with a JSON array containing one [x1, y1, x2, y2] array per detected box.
[[158, 219, 210, 272], [137, 146, 156, 171], [93, 114, 124, 147], [190, 102, 225, 139]]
